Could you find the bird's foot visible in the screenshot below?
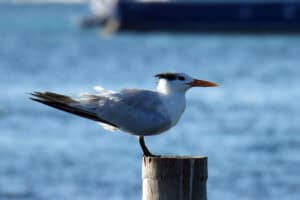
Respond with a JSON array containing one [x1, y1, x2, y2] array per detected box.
[[139, 136, 160, 157], [143, 151, 160, 158]]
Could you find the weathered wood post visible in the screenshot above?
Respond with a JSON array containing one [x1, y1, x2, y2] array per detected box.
[[142, 156, 208, 200]]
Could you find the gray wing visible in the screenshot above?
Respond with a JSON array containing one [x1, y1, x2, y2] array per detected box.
[[87, 89, 172, 136], [31, 89, 172, 136]]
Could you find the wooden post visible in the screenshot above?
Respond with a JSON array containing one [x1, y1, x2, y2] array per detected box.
[[142, 156, 208, 200]]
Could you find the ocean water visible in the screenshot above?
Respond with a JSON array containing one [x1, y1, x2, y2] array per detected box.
[[0, 3, 300, 200]]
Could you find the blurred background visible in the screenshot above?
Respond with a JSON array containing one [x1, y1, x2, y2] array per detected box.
[[0, 0, 300, 200]]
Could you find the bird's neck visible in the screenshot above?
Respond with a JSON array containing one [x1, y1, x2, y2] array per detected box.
[[157, 80, 186, 126], [156, 79, 186, 95]]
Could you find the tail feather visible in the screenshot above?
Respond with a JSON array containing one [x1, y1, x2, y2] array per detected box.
[[31, 92, 77, 104], [30, 91, 118, 128]]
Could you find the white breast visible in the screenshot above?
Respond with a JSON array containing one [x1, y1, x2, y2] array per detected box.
[[161, 92, 186, 126]]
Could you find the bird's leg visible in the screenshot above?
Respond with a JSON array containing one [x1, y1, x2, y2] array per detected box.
[[138, 136, 157, 157]]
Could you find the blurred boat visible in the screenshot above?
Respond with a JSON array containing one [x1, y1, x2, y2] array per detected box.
[[80, 0, 169, 28], [80, 1, 300, 33]]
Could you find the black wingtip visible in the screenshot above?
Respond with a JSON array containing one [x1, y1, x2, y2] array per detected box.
[[28, 90, 119, 129], [29, 91, 42, 97], [29, 91, 44, 102], [29, 97, 42, 102]]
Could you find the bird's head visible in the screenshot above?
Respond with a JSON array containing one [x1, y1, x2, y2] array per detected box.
[[155, 72, 218, 94]]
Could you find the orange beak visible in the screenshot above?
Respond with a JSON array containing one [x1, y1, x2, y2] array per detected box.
[[188, 79, 218, 87]]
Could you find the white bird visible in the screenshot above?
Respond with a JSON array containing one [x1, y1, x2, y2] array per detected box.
[[30, 72, 218, 156]]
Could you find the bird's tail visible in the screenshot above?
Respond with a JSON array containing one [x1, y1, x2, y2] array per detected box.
[[30, 91, 118, 128]]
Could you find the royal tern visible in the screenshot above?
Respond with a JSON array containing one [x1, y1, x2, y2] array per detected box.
[[30, 72, 218, 156]]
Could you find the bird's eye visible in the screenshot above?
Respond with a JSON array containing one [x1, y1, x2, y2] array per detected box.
[[178, 76, 185, 81]]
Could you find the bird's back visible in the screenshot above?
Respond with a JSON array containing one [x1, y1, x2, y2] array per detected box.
[[80, 88, 173, 136]]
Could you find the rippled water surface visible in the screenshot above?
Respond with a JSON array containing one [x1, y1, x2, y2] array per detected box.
[[0, 3, 300, 200]]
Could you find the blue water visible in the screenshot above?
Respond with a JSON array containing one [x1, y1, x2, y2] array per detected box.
[[1, 3, 300, 200]]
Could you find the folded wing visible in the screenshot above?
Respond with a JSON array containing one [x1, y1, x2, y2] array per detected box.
[[31, 89, 172, 136], [91, 89, 172, 135]]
